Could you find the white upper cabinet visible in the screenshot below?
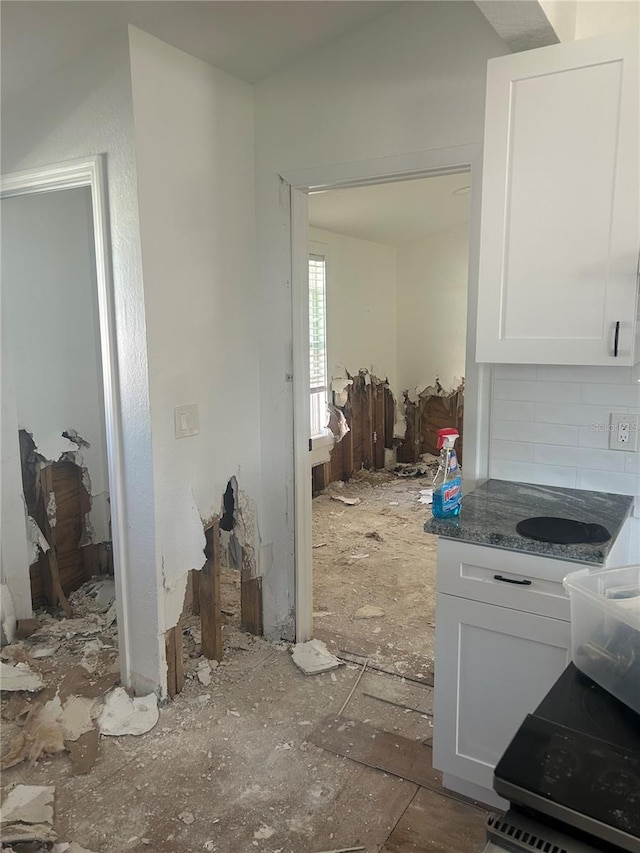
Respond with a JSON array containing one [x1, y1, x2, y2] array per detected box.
[[476, 31, 639, 365]]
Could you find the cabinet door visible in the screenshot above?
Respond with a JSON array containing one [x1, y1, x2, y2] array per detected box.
[[433, 593, 570, 794], [476, 30, 639, 365]]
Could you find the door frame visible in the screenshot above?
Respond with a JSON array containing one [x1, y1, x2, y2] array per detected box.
[[1, 155, 132, 681], [282, 143, 490, 642]]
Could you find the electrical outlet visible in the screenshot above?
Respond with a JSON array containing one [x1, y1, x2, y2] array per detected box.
[[609, 413, 638, 451], [174, 404, 199, 439]]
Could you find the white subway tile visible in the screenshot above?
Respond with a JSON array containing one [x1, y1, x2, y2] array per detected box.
[[533, 444, 625, 472], [490, 460, 577, 488], [490, 440, 534, 462], [535, 403, 615, 427], [578, 425, 611, 450], [493, 380, 580, 403], [576, 469, 640, 496], [493, 380, 540, 401], [536, 365, 632, 384], [492, 420, 580, 446], [580, 383, 640, 408], [493, 364, 538, 380], [492, 400, 536, 422]]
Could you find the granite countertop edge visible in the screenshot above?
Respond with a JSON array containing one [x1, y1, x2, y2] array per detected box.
[[423, 479, 635, 566]]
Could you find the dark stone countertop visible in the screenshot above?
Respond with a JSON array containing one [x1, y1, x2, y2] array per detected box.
[[423, 479, 634, 565]]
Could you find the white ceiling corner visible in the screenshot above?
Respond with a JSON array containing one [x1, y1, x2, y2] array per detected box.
[[474, 0, 561, 51], [308, 173, 472, 247]]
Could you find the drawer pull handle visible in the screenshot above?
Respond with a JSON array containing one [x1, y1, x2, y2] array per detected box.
[[614, 321, 620, 357], [494, 574, 532, 586]]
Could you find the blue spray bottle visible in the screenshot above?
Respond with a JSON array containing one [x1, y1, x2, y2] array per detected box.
[[431, 428, 462, 519]]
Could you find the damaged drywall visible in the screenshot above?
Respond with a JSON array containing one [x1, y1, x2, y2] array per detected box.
[[160, 477, 263, 697], [316, 368, 464, 486], [18, 429, 113, 607]]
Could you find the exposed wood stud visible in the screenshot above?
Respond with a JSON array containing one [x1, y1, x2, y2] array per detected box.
[[41, 465, 73, 617], [241, 574, 263, 636], [165, 617, 184, 698], [191, 568, 201, 616], [200, 519, 223, 661]]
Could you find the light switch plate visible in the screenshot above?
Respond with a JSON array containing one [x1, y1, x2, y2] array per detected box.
[[174, 403, 199, 439], [609, 412, 638, 451]]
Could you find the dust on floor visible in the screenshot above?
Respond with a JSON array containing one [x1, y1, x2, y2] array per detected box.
[[312, 471, 439, 681], [2, 485, 491, 853], [2, 626, 489, 853]]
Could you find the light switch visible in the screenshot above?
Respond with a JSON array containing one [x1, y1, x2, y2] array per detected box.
[[174, 404, 199, 439]]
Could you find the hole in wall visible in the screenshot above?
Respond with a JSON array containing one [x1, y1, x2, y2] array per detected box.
[[219, 477, 242, 628]]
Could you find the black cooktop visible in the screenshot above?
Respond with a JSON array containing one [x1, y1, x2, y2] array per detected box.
[[494, 664, 640, 852]]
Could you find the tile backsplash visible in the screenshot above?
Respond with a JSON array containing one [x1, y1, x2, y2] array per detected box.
[[488, 364, 640, 498]]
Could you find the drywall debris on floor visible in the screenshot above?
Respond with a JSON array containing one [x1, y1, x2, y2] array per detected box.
[[418, 488, 433, 505], [0, 661, 44, 692], [1, 700, 66, 770], [330, 494, 361, 506], [0, 784, 56, 844], [354, 605, 385, 620], [97, 687, 158, 736], [53, 843, 100, 853], [291, 639, 342, 675], [1, 583, 17, 645]]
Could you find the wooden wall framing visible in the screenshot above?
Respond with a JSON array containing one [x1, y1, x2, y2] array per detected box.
[[314, 373, 464, 491], [396, 389, 464, 465]]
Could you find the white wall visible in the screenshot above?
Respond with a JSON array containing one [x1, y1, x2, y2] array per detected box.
[[2, 188, 109, 512], [1, 32, 160, 693], [574, 2, 639, 39], [309, 227, 397, 390], [128, 28, 262, 634], [255, 1, 510, 637], [396, 223, 469, 393]]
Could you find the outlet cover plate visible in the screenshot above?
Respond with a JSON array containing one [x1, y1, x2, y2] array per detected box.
[[609, 412, 638, 451], [174, 403, 199, 439]]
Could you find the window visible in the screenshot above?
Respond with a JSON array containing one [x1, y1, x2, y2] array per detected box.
[[309, 253, 328, 437]]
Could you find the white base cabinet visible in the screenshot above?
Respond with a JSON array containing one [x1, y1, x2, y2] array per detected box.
[[433, 538, 579, 807], [433, 592, 570, 800]]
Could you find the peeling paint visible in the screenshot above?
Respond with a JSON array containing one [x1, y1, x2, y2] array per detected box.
[[61, 429, 91, 449], [163, 568, 189, 631]]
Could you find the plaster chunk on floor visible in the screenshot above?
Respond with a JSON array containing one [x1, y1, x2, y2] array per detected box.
[[291, 639, 341, 675], [44, 694, 96, 741], [97, 687, 158, 736], [0, 784, 56, 843], [0, 661, 44, 692], [54, 843, 100, 853], [354, 605, 385, 619]]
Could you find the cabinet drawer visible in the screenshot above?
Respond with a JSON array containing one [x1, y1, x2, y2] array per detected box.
[[436, 539, 572, 620]]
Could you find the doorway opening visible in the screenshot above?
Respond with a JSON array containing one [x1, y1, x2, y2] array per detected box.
[[0, 157, 130, 686], [303, 170, 471, 681]]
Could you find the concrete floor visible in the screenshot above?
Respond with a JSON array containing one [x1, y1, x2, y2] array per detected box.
[[1, 476, 491, 853], [2, 629, 489, 852], [312, 471, 439, 680]]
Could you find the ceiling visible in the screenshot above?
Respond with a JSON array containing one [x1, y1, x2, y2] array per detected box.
[[1, 1, 401, 103], [308, 173, 472, 246]]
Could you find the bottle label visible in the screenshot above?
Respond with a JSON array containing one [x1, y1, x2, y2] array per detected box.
[[433, 476, 462, 517]]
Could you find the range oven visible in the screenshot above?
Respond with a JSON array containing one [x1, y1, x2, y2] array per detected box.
[[483, 664, 640, 853]]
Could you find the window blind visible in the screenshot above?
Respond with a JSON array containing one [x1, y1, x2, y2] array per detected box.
[[309, 254, 327, 393]]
